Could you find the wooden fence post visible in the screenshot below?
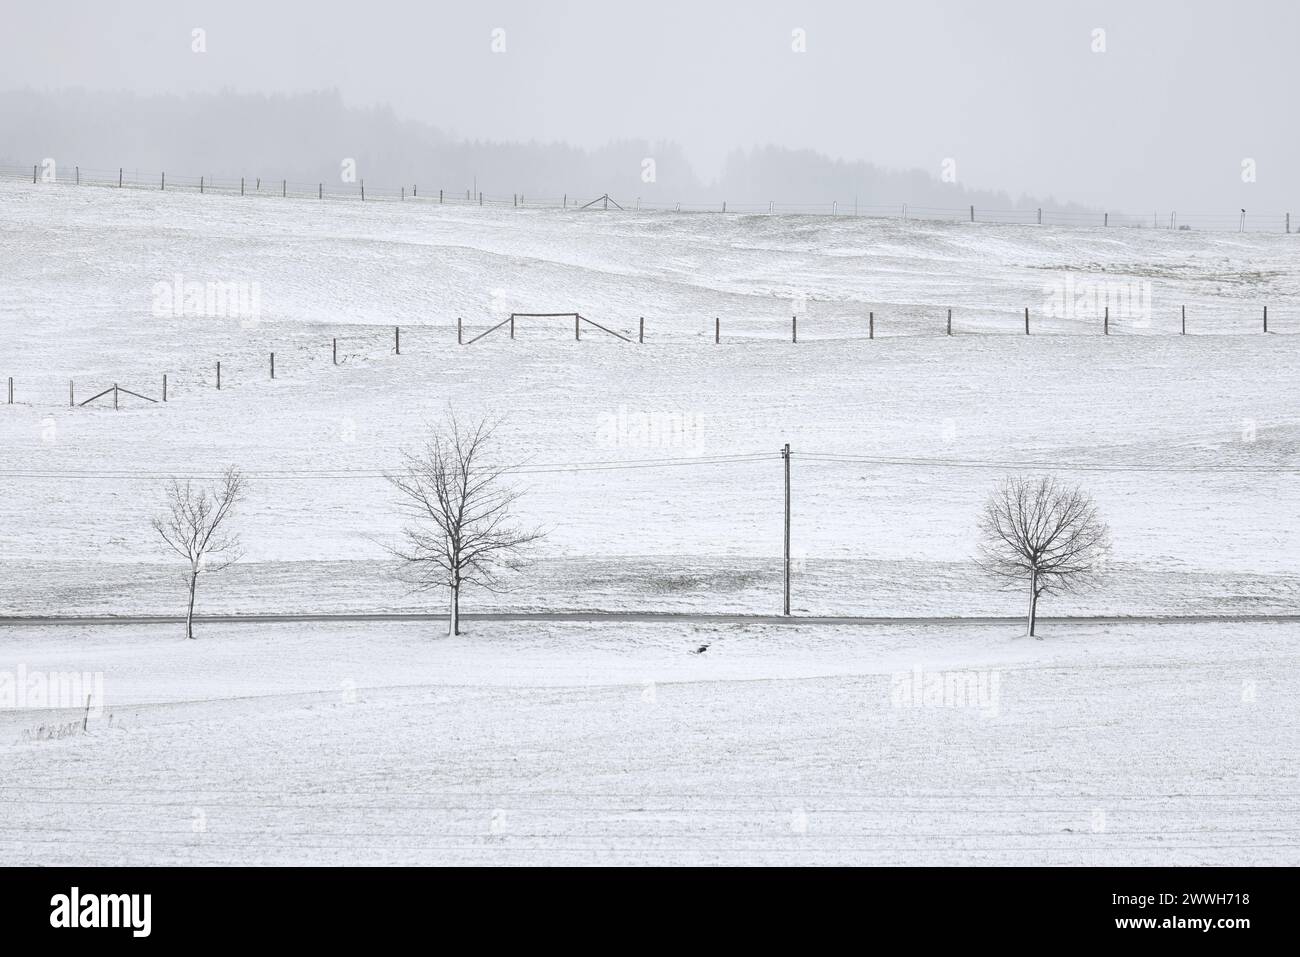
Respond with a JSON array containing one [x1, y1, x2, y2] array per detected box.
[[200, 176, 204, 194], [69, 380, 74, 407], [440, 189, 444, 204], [639, 317, 644, 343], [319, 183, 322, 199], [575, 315, 581, 341], [869, 312, 874, 340], [216, 362, 221, 390], [333, 338, 337, 365], [1104, 212, 1109, 227], [715, 317, 720, 344], [947, 309, 952, 336], [76, 166, 79, 185], [113, 384, 118, 410], [457, 318, 462, 345], [7, 377, 12, 404], [395, 326, 400, 354], [282, 179, 287, 198], [1104, 306, 1109, 336], [969, 205, 974, 222], [1025, 307, 1030, 335], [241, 177, 245, 196], [32, 165, 37, 184], [1264, 305, 1268, 333], [163, 374, 168, 402], [510, 315, 515, 340], [792, 315, 797, 343], [270, 353, 275, 379], [119, 168, 123, 188], [161, 172, 165, 190], [1182, 305, 1186, 335]]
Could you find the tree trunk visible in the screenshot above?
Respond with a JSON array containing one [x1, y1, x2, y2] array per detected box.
[[186, 570, 199, 640], [449, 580, 460, 637], [1027, 568, 1039, 638]]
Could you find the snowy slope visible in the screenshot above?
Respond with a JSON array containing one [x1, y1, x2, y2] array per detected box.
[[0, 180, 1297, 618]]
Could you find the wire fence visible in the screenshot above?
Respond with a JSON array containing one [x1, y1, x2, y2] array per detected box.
[[2, 162, 1294, 234]]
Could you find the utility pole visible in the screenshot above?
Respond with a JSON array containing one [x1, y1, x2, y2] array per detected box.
[[782, 443, 791, 617]]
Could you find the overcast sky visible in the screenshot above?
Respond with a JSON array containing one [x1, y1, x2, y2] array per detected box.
[[3, 0, 1296, 212]]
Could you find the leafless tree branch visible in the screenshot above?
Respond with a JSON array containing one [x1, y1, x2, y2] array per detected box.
[[151, 466, 247, 639], [386, 411, 543, 635], [975, 474, 1110, 638]]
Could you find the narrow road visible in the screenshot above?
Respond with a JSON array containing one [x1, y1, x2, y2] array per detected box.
[[1, 611, 1297, 627]]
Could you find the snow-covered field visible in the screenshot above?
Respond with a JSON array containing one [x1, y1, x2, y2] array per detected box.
[[0, 181, 1296, 864], [2, 619, 1296, 865], [1, 181, 1298, 617]]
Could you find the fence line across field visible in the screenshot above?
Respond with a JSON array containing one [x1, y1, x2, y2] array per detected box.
[[1, 300, 1289, 411], [3, 163, 1294, 234]]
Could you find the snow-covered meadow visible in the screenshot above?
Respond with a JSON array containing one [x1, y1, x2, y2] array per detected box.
[[0, 180, 1296, 864], [1, 618, 1296, 865]]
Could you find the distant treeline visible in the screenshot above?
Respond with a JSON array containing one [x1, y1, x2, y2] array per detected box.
[[0, 87, 1093, 216]]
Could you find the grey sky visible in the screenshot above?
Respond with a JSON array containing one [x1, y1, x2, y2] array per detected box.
[[2, 0, 1295, 211]]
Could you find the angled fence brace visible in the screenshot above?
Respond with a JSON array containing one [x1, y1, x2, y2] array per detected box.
[[576, 314, 632, 342]]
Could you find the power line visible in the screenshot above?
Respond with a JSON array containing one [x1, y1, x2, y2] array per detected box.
[[795, 452, 1300, 474], [0, 449, 1296, 480], [0, 452, 778, 482]]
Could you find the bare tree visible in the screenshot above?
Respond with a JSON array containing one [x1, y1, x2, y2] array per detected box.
[[976, 474, 1110, 638], [387, 413, 542, 636], [152, 467, 247, 640]]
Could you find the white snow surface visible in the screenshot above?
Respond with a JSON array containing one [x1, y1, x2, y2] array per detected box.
[[1, 182, 1298, 616], [1, 620, 1296, 866], [0, 182, 1297, 865]]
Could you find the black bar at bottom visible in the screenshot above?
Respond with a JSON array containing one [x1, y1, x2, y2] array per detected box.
[[0, 866, 1287, 945]]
